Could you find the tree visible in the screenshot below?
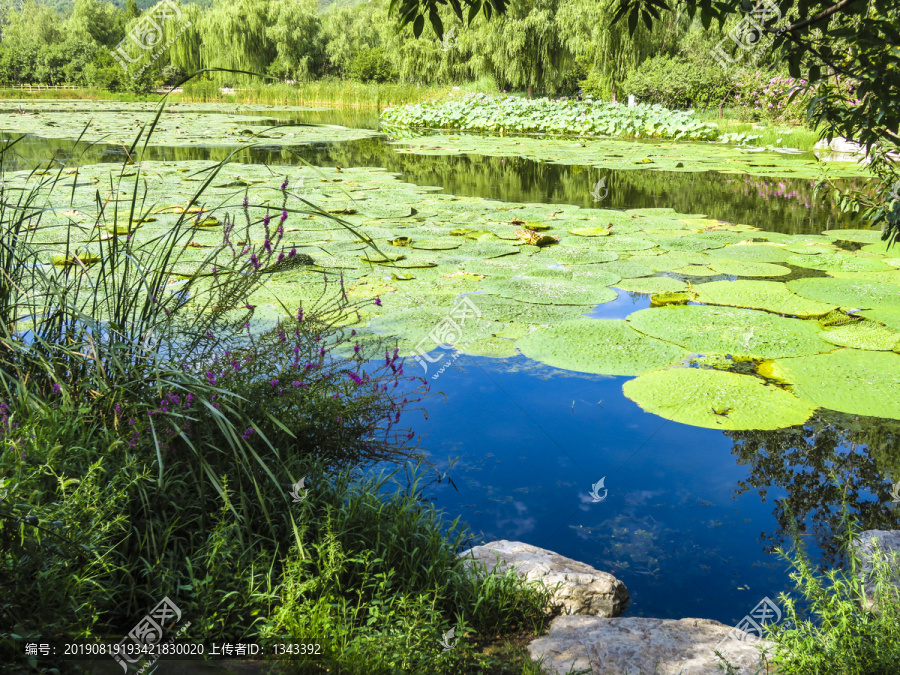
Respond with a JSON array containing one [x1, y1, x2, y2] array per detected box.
[[389, 0, 900, 244]]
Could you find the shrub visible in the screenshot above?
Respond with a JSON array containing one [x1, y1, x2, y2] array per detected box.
[[622, 54, 734, 110], [348, 48, 396, 84]]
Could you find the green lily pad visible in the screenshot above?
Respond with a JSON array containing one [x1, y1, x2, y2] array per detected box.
[[788, 277, 900, 310], [785, 253, 893, 272], [516, 319, 689, 376], [821, 320, 900, 351], [591, 236, 658, 251], [615, 277, 689, 294], [550, 247, 619, 265], [623, 368, 817, 430], [859, 309, 900, 331], [569, 227, 611, 237], [707, 260, 791, 277], [653, 236, 724, 252], [480, 277, 618, 306], [708, 244, 792, 263], [761, 350, 900, 420], [627, 305, 834, 359], [822, 229, 885, 243], [694, 280, 836, 318]]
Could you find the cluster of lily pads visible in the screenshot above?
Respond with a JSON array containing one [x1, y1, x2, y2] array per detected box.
[[381, 93, 720, 141], [0, 99, 374, 147], [12, 158, 899, 431]]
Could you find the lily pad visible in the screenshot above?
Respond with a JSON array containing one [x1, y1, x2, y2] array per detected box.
[[623, 368, 816, 430], [569, 227, 611, 237], [708, 243, 792, 263], [627, 305, 834, 359], [788, 277, 900, 310], [785, 253, 892, 272], [615, 277, 689, 294], [761, 350, 900, 420], [707, 260, 791, 277], [694, 280, 836, 318], [821, 320, 900, 351], [516, 319, 689, 376], [822, 229, 885, 244], [480, 277, 618, 306]]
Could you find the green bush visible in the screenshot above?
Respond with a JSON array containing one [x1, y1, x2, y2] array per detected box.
[[621, 54, 734, 110], [348, 48, 396, 84]]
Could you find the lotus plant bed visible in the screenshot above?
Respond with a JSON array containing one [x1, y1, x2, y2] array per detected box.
[[382, 93, 721, 141]]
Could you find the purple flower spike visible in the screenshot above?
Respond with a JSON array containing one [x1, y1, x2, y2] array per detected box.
[[289, 248, 297, 257], [242, 196, 249, 209], [263, 214, 271, 227], [281, 178, 289, 190], [374, 298, 382, 306], [292, 381, 301, 387], [354, 344, 362, 353], [52, 383, 62, 395], [280, 210, 288, 223]]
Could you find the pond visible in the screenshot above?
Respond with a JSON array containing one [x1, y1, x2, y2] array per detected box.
[[3, 100, 898, 629]]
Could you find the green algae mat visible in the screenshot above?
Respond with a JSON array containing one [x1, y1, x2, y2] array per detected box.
[[12, 158, 897, 430]]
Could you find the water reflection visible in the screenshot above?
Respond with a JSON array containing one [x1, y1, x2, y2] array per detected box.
[[2, 130, 868, 235], [728, 412, 900, 566]]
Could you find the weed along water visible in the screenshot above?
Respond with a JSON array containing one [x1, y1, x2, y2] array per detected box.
[[2, 98, 899, 672]]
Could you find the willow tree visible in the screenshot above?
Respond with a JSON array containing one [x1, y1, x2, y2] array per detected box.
[[264, 0, 325, 81], [197, 0, 277, 82], [557, 0, 682, 101], [467, 0, 570, 96]]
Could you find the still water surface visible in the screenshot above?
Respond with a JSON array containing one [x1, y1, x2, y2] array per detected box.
[[5, 108, 897, 626]]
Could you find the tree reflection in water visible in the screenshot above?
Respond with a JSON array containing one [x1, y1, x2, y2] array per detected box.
[[727, 411, 900, 566]]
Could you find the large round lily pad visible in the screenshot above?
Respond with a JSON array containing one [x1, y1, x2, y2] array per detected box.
[[627, 305, 834, 359], [761, 350, 900, 420], [622, 368, 817, 430], [480, 277, 618, 306], [788, 277, 900, 310], [822, 229, 885, 244], [821, 320, 900, 351], [785, 253, 892, 273], [615, 276, 689, 294], [708, 244, 792, 263], [707, 260, 791, 277], [516, 319, 689, 376], [694, 280, 836, 318]]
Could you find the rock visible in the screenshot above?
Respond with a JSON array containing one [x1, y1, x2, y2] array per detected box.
[[458, 540, 629, 617], [851, 529, 900, 612], [527, 616, 775, 675]]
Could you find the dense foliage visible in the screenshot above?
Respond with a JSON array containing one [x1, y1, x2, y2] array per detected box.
[[382, 92, 720, 139]]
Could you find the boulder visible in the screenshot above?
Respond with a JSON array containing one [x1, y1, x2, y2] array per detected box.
[[527, 616, 776, 675], [851, 529, 900, 612], [458, 540, 629, 618]]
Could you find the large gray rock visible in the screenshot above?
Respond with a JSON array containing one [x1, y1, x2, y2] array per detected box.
[[851, 529, 900, 612], [459, 540, 629, 617], [527, 616, 775, 675]]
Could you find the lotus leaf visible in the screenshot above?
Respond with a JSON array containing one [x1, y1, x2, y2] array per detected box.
[[591, 237, 658, 251], [788, 277, 900, 310], [461, 294, 591, 324], [622, 368, 816, 430], [672, 265, 718, 277], [457, 336, 519, 358], [368, 308, 501, 355], [694, 280, 836, 318], [761, 350, 900, 419], [858, 309, 900, 331], [516, 319, 689, 376], [615, 277, 689, 294], [785, 253, 892, 272], [627, 305, 834, 359], [651, 291, 695, 306], [653, 236, 724, 252], [410, 238, 461, 250], [707, 260, 791, 277], [584, 261, 655, 278]]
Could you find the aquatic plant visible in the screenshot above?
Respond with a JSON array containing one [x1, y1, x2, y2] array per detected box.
[[382, 92, 720, 141]]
